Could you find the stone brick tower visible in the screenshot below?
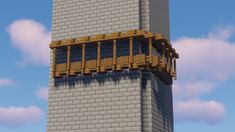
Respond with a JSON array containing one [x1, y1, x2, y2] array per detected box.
[[47, 0, 178, 132]]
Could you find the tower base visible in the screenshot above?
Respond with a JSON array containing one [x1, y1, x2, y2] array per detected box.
[[47, 70, 173, 132]]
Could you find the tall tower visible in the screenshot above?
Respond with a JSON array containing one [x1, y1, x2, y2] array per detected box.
[[47, 0, 178, 132]]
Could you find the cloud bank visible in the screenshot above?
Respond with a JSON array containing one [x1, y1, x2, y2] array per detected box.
[[0, 78, 14, 87], [0, 106, 43, 127], [172, 26, 235, 125], [173, 26, 235, 81], [7, 19, 51, 66], [174, 99, 225, 125], [36, 87, 48, 101], [173, 81, 215, 100]]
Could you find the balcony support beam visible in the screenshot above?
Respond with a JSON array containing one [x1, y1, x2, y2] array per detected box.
[[113, 40, 117, 70], [148, 38, 153, 64], [166, 48, 170, 72], [82, 44, 86, 74], [52, 48, 56, 77], [66, 46, 71, 75], [160, 43, 166, 69], [169, 53, 174, 77], [129, 37, 133, 68], [97, 42, 101, 72], [173, 57, 177, 80]]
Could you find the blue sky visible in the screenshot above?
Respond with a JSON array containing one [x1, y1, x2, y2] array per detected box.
[[0, 0, 235, 132]]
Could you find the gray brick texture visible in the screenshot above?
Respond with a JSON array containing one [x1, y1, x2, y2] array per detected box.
[[52, 0, 170, 41], [52, 0, 140, 41], [47, 71, 143, 132], [47, 71, 173, 132], [141, 72, 174, 132]]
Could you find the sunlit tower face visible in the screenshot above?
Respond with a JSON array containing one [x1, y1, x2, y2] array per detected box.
[[51, 0, 170, 40]]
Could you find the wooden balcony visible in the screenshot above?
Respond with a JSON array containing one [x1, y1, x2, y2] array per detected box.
[[50, 30, 179, 80], [53, 54, 171, 77]]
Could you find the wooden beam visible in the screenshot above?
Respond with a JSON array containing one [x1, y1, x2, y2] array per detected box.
[[66, 46, 71, 75], [162, 43, 165, 58], [160, 43, 166, 69], [173, 57, 177, 80], [166, 48, 170, 72], [148, 38, 153, 64], [52, 48, 56, 77], [82, 44, 86, 74], [97, 42, 101, 72], [113, 39, 117, 70], [169, 53, 174, 76], [129, 37, 133, 68]]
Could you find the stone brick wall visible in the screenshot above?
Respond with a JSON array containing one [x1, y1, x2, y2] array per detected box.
[[52, 0, 140, 41], [47, 71, 174, 132], [47, 71, 143, 132], [52, 0, 170, 41], [140, 0, 170, 39], [150, 73, 173, 132], [148, 0, 170, 39], [141, 72, 173, 132], [140, 0, 150, 30]]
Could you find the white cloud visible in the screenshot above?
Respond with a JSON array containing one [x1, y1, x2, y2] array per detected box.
[[172, 26, 235, 125], [0, 78, 14, 87], [7, 19, 51, 66], [36, 87, 48, 101], [173, 81, 216, 100], [0, 106, 43, 127], [173, 26, 235, 81], [174, 99, 226, 125], [208, 25, 235, 40]]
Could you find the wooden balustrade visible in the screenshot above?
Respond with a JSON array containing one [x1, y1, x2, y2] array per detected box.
[[50, 30, 179, 80], [117, 56, 129, 70], [86, 60, 97, 74], [173, 57, 177, 80], [53, 53, 176, 79], [101, 58, 113, 71], [52, 48, 56, 76], [97, 42, 101, 72], [160, 43, 168, 70], [129, 37, 133, 68], [133, 54, 146, 69], [151, 55, 160, 68], [70, 62, 82, 75], [67, 46, 71, 75], [166, 48, 171, 72], [82, 44, 86, 74], [55, 63, 67, 77], [148, 38, 153, 64]]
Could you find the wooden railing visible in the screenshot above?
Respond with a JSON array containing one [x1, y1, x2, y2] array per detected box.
[[50, 30, 179, 79], [70, 62, 82, 75], [54, 54, 170, 77]]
